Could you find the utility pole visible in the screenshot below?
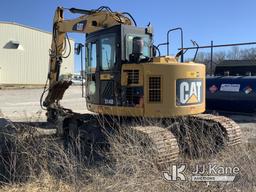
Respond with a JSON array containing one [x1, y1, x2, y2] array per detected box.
[[210, 41, 213, 76]]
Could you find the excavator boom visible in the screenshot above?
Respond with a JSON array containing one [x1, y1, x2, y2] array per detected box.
[[43, 6, 133, 109]]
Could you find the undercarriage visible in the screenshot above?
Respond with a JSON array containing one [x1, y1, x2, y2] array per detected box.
[[56, 111, 242, 168]]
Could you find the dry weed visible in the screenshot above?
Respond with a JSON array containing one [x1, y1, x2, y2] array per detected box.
[[0, 117, 255, 192]]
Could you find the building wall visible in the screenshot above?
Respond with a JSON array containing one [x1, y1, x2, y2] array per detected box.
[[0, 22, 74, 85]]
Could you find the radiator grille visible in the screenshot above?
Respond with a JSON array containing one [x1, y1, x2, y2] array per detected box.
[[126, 70, 139, 84], [148, 76, 161, 102]]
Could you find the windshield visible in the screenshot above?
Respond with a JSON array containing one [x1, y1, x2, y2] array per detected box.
[[86, 34, 116, 72], [126, 34, 151, 61]]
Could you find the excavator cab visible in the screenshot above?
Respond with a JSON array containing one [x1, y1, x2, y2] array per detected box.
[[85, 25, 153, 107], [82, 23, 207, 117]]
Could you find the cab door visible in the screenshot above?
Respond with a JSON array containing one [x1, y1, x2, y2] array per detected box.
[[98, 34, 118, 106], [85, 41, 100, 105]]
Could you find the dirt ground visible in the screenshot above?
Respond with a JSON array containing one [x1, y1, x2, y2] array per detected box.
[[0, 86, 256, 144]]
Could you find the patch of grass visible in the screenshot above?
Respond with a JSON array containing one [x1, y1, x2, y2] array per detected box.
[[0, 117, 255, 192]]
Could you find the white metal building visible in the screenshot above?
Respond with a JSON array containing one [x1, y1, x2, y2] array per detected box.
[[0, 22, 74, 85]]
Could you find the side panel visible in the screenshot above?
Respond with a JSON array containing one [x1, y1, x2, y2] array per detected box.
[[87, 62, 205, 118], [143, 62, 205, 117]]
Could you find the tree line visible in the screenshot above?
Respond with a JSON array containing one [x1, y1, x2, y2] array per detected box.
[[191, 47, 256, 74]]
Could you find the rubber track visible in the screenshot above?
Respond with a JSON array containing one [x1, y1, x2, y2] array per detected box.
[[132, 126, 179, 168], [192, 114, 242, 147]]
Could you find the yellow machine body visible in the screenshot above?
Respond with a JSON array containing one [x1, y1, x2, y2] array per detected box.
[[87, 56, 205, 117], [42, 7, 241, 166], [44, 7, 205, 120]]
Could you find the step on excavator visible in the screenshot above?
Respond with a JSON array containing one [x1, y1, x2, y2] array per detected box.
[[41, 6, 241, 167]]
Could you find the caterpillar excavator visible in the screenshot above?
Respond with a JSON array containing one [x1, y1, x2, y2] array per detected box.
[[41, 6, 241, 167]]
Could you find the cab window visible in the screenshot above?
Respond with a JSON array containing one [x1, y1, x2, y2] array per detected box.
[[126, 34, 151, 61], [100, 36, 116, 71], [87, 42, 97, 73]]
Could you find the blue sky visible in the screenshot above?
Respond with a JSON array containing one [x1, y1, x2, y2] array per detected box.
[[1, 0, 256, 71]]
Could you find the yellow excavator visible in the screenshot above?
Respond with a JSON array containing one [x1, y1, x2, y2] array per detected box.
[[41, 6, 241, 167]]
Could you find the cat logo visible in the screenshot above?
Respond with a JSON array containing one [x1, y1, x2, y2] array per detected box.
[[176, 79, 203, 106], [72, 21, 87, 31]]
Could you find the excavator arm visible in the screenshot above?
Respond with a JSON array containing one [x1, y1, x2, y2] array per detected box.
[[42, 7, 133, 116]]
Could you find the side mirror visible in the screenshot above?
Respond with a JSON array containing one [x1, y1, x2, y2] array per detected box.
[[75, 43, 84, 55]]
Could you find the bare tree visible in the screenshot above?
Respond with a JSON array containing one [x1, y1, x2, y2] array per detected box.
[[227, 47, 241, 60], [240, 48, 256, 60], [191, 47, 256, 74]]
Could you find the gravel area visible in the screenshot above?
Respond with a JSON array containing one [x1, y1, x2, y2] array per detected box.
[[0, 86, 88, 121], [0, 86, 255, 143]]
